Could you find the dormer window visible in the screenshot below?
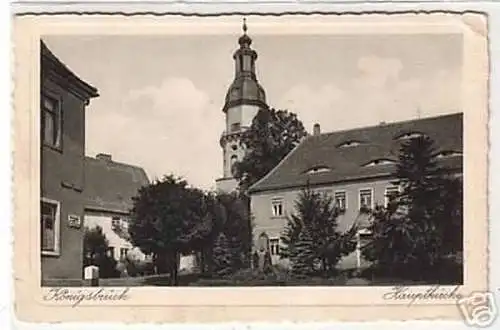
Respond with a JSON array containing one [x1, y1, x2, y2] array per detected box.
[[363, 159, 396, 167], [338, 140, 362, 148], [395, 132, 425, 140], [435, 150, 463, 159], [305, 166, 331, 174]]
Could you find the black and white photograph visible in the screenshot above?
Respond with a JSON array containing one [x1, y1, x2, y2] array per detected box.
[[38, 16, 469, 288]]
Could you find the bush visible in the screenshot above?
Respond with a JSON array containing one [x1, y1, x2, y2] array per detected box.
[[125, 257, 156, 277], [83, 226, 121, 278]]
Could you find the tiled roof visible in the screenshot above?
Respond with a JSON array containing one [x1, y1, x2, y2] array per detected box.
[[248, 113, 463, 194], [84, 156, 150, 213]]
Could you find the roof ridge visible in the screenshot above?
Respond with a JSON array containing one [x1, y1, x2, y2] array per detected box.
[[85, 156, 150, 183], [86, 155, 144, 170], [315, 112, 462, 138]]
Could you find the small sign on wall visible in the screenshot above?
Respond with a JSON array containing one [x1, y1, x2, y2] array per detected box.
[[68, 214, 82, 229]]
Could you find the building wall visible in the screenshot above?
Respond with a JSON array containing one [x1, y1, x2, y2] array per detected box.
[[225, 104, 259, 133], [219, 104, 260, 185], [215, 177, 238, 193], [250, 177, 397, 268], [41, 79, 87, 280]]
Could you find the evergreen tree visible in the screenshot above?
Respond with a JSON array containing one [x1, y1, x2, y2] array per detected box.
[[212, 232, 232, 277], [362, 136, 463, 280], [290, 227, 316, 278], [281, 185, 357, 275]]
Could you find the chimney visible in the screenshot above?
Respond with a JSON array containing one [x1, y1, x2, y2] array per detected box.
[[96, 153, 112, 162], [313, 123, 321, 136]]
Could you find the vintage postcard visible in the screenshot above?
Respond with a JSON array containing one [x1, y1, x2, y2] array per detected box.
[[13, 11, 489, 324]]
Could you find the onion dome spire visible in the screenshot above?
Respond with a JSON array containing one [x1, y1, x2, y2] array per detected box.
[[223, 18, 267, 113], [238, 17, 252, 47]]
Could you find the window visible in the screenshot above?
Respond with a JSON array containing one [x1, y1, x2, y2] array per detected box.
[[334, 191, 347, 210], [359, 188, 373, 211], [358, 229, 373, 248], [41, 199, 60, 255], [239, 55, 244, 71], [107, 246, 115, 259], [120, 248, 129, 260], [111, 216, 121, 230], [385, 186, 400, 207], [395, 132, 425, 141], [338, 140, 363, 148], [305, 166, 331, 174], [435, 150, 463, 159], [230, 155, 238, 175], [231, 123, 241, 132], [364, 159, 396, 167], [41, 94, 61, 148], [269, 238, 280, 256], [121, 217, 129, 230], [271, 198, 284, 217]]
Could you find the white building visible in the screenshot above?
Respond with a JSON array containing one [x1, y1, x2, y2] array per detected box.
[[84, 153, 196, 272], [84, 153, 150, 262]]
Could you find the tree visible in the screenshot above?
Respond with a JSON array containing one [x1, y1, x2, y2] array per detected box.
[[196, 192, 253, 275], [83, 226, 120, 278], [362, 136, 463, 280], [128, 175, 212, 286], [289, 226, 316, 278], [233, 107, 308, 192], [212, 233, 233, 277], [216, 193, 253, 270], [281, 185, 357, 275]]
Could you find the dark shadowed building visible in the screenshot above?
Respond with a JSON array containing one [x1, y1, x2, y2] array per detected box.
[[40, 40, 99, 281], [248, 113, 463, 269]]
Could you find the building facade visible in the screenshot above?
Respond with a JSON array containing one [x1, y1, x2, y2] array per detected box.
[[248, 113, 463, 269], [215, 19, 268, 192], [40, 41, 99, 281], [83, 153, 150, 263]]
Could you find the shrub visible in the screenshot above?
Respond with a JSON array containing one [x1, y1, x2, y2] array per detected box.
[[125, 257, 156, 277]]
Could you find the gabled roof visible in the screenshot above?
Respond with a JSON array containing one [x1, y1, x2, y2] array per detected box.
[[84, 155, 150, 214], [41, 40, 99, 100], [248, 113, 463, 194]]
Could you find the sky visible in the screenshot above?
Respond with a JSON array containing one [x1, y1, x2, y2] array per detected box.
[[43, 31, 462, 190]]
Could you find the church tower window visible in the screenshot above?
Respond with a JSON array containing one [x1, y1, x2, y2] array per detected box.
[[231, 123, 241, 132]]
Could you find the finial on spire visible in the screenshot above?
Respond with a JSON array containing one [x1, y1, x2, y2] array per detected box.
[[242, 17, 248, 34]]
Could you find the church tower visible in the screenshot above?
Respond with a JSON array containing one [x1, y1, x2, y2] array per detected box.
[[216, 19, 268, 192]]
